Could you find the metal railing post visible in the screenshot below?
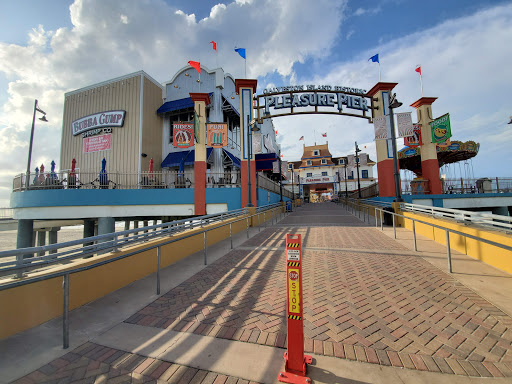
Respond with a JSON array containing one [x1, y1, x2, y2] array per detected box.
[[393, 214, 396, 239], [246, 218, 249, 238], [380, 210, 383, 231], [264, 212, 266, 227], [446, 230, 452, 273], [203, 231, 207, 265], [113, 234, 118, 252], [258, 214, 261, 232], [375, 209, 378, 228], [412, 220, 417, 252], [63, 274, 69, 349], [230, 223, 233, 249], [157, 246, 161, 295]]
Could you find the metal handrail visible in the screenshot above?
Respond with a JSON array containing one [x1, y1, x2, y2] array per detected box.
[[401, 203, 512, 231], [0, 208, 249, 275], [0, 203, 286, 349], [341, 200, 512, 274]]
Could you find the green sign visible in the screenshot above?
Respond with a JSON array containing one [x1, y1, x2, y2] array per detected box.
[[430, 113, 452, 144]]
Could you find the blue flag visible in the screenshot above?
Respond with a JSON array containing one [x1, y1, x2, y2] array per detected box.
[[235, 48, 246, 59], [369, 54, 379, 63]]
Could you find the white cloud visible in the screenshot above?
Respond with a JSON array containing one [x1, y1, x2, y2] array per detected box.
[[353, 6, 381, 17], [0, 0, 347, 206], [274, 3, 512, 181]]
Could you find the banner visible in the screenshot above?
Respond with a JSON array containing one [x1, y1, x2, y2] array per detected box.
[[430, 113, 452, 144], [83, 134, 111, 153], [373, 116, 388, 140], [173, 123, 194, 148], [252, 132, 262, 154], [273, 161, 280, 173], [207, 123, 227, 148], [264, 134, 275, 153], [404, 124, 422, 147], [396, 112, 414, 138], [347, 154, 355, 167]]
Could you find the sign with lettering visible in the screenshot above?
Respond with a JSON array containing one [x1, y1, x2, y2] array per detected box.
[[173, 123, 194, 148], [83, 134, 111, 153], [207, 123, 227, 148], [303, 176, 334, 184], [430, 113, 452, 144], [72, 111, 125, 136]]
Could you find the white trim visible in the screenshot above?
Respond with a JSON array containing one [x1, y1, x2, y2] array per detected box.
[[163, 64, 236, 88], [13, 205, 196, 220], [65, 70, 163, 97]]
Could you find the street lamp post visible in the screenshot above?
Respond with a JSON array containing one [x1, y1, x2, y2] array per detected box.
[[355, 141, 362, 198], [26, 99, 48, 188], [388, 93, 403, 202]]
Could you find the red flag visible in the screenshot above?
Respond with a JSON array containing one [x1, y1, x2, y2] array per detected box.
[[210, 41, 217, 51], [322, 132, 327, 137], [299, 136, 304, 141], [188, 61, 201, 74], [415, 65, 422, 75]]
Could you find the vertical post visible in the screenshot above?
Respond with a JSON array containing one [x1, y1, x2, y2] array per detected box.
[[375, 208, 378, 228], [246, 217, 249, 238], [393, 214, 396, 239], [446, 230, 452, 273], [412, 220, 417, 251], [496, 177, 500, 193], [279, 234, 312, 382], [258, 213, 261, 232], [204, 231, 207, 265], [230, 223, 233, 249], [63, 274, 69, 349], [460, 177, 464, 194], [264, 212, 266, 227], [157, 246, 161, 295]]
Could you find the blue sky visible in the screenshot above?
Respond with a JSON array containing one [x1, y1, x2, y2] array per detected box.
[[0, 0, 511, 206]]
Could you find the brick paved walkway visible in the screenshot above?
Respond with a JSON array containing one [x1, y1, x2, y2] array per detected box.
[[12, 342, 259, 384], [126, 203, 512, 378]]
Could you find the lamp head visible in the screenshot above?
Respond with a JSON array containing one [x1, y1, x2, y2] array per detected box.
[[508, 116, 512, 124], [389, 93, 402, 109], [39, 115, 48, 122]]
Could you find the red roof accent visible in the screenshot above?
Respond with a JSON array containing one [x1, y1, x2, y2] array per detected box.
[[410, 97, 438, 108], [235, 79, 258, 94], [189, 93, 211, 105], [366, 82, 398, 97]]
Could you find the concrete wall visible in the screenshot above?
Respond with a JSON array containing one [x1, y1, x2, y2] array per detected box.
[[0, 216, 249, 340], [403, 212, 512, 274]]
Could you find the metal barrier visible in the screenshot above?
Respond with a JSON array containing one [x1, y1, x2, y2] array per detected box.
[[341, 200, 512, 275], [0, 208, 253, 278], [401, 203, 512, 231], [0, 203, 287, 349]]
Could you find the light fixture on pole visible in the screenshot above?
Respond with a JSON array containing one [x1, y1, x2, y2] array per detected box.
[[344, 163, 348, 198], [355, 142, 362, 199], [26, 99, 48, 188], [388, 93, 403, 202], [246, 117, 260, 207]]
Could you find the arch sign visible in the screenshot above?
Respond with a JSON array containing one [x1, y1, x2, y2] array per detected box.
[[254, 84, 375, 123]]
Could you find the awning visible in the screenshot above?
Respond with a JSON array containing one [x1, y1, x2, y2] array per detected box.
[[255, 153, 278, 171], [157, 93, 213, 114], [161, 148, 213, 169], [223, 149, 240, 168]]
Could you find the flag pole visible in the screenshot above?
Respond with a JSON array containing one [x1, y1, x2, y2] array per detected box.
[[245, 58, 247, 78], [378, 62, 381, 82], [420, 72, 423, 97]]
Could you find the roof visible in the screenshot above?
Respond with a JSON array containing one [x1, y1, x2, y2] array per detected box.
[[157, 93, 213, 114]]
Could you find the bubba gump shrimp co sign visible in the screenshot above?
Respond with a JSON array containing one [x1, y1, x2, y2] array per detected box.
[[72, 110, 126, 136]]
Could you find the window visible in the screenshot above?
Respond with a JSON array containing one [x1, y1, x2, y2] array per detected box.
[[321, 172, 328, 176], [313, 150, 320, 156], [288, 163, 294, 169], [321, 159, 327, 164], [306, 160, 312, 166], [307, 172, 312, 177], [338, 159, 345, 165], [362, 170, 369, 179], [348, 171, 354, 180]]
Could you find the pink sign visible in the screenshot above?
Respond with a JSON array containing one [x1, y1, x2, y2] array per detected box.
[[83, 134, 111, 153]]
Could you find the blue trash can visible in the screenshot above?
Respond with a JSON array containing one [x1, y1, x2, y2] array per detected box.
[[286, 201, 293, 212]]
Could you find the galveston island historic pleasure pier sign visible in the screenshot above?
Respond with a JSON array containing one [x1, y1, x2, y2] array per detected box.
[[254, 84, 375, 123]]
